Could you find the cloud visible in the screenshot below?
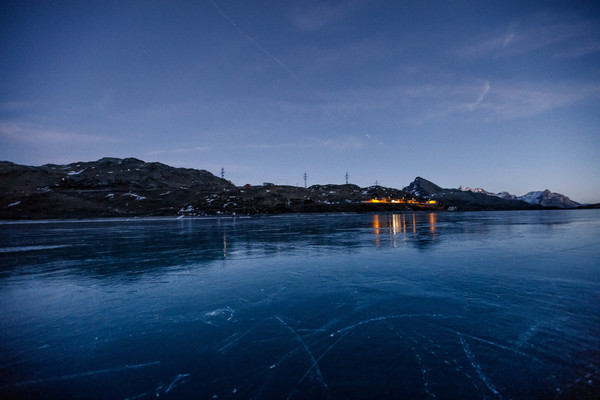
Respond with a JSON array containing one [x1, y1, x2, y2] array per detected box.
[[553, 40, 600, 59], [502, 21, 519, 48], [0, 122, 119, 144], [461, 13, 600, 58], [291, 0, 366, 32], [318, 136, 363, 150], [423, 80, 600, 121], [293, 36, 406, 79], [475, 82, 600, 119], [302, 79, 600, 123], [247, 143, 302, 150], [0, 101, 32, 111], [146, 147, 209, 156], [247, 136, 364, 151], [465, 81, 491, 111]]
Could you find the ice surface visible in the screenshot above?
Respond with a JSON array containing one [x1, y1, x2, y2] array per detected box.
[[0, 211, 598, 399], [0, 244, 72, 253]]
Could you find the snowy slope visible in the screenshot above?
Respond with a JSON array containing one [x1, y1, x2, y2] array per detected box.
[[459, 186, 580, 208], [517, 191, 545, 204]]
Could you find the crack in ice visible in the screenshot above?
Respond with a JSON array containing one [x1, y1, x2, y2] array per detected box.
[[458, 333, 502, 398], [164, 373, 191, 394], [332, 314, 454, 335], [6, 361, 160, 388], [275, 316, 330, 399], [218, 326, 257, 353]]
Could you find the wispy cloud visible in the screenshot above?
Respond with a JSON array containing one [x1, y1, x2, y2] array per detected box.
[[246, 143, 303, 150], [0, 122, 119, 144], [426, 80, 600, 121], [475, 82, 600, 119], [291, 0, 366, 32], [146, 147, 210, 156], [0, 101, 32, 111], [272, 79, 600, 124], [465, 81, 491, 111], [461, 13, 600, 58], [502, 21, 519, 48], [294, 36, 406, 78], [247, 136, 364, 151], [318, 136, 363, 150], [554, 40, 600, 59]]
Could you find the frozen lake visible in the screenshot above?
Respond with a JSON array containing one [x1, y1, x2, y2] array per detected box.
[[1, 211, 599, 399]]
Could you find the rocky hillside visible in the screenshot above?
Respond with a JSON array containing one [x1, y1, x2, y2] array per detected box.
[[1, 159, 580, 219], [0, 158, 236, 219], [1, 158, 432, 219], [403, 177, 538, 211]]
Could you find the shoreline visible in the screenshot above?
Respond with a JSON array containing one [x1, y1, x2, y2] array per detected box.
[[0, 207, 594, 224]]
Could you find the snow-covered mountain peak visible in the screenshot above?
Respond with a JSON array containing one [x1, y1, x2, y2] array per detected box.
[[458, 186, 497, 196], [518, 191, 545, 204], [517, 190, 580, 208], [458, 186, 580, 208]]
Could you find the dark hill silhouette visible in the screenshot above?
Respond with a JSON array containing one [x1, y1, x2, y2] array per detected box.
[[0, 158, 561, 219]]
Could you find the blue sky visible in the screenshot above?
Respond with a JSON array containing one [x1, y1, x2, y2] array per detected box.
[[1, 1, 599, 203]]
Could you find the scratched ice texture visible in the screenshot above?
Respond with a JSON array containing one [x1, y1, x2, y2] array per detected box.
[[0, 210, 598, 399]]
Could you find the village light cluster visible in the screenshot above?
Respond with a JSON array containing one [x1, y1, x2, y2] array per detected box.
[[364, 198, 438, 206]]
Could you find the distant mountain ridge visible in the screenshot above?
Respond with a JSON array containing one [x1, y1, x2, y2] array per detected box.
[[0, 159, 586, 219], [402, 177, 536, 211], [458, 185, 580, 208]]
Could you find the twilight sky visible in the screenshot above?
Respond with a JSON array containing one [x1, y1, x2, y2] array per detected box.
[[1, 1, 599, 203]]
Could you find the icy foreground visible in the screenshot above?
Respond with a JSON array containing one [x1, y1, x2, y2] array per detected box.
[[1, 211, 598, 399]]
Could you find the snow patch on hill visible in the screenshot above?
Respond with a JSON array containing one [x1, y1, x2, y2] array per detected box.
[[517, 191, 545, 204], [459, 187, 580, 208], [458, 186, 497, 197]]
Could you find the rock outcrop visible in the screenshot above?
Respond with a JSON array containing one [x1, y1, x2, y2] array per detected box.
[[403, 177, 538, 211]]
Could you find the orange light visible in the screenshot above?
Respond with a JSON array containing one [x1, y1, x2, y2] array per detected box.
[[429, 213, 437, 232], [373, 214, 380, 229], [373, 215, 380, 247], [364, 198, 436, 206]]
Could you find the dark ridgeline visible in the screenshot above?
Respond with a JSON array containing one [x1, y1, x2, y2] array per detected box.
[[402, 177, 547, 211], [0, 158, 581, 220]]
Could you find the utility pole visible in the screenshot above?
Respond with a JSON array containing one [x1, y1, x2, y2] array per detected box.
[[375, 180, 379, 187], [303, 172, 307, 188], [221, 167, 225, 179], [345, 172, 349, 185]]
